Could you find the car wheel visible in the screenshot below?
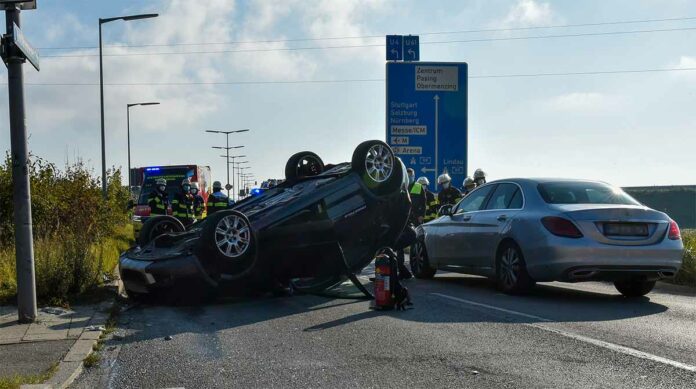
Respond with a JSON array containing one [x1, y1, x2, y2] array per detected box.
[[138, 216, 185, 246], [196, 210, 269, 291], [285, 151, 324, 182], [410, 239, 436, 279], [614, 278, 656, 297], [496, 242, 534, 294], [351, 140, 402, 195]]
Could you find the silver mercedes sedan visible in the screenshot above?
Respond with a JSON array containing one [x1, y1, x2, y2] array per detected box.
[[410, 178, 684, 297]]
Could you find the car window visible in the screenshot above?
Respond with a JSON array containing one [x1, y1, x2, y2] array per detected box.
[[485, 183, 519, 210], [538, 181, 640, 205], [507, 189, 523, 209], [454, 185, 495, 214]]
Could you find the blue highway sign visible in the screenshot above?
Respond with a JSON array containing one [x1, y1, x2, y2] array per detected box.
[[403, 35, 419, 61], [386, 62, 468, 187], [386, 35, 403, 61]]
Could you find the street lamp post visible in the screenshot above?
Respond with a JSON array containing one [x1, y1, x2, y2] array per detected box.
[[236, 164, 250, 198], [206, 129, 249, 199], [219, 154, 246, 200], [100, 13, 158, 198], [126, 102, 159, 188], [213, 146, 244, 198]]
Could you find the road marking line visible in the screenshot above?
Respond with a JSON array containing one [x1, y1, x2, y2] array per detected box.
[[432, 292, 696, 373]]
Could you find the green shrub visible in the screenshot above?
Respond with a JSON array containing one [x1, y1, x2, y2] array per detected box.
[[672, 230, 696, 287], [0, 155, 132, 304]]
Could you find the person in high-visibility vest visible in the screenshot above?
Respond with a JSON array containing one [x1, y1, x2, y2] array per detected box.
[[437, 173, 462, 206], [206, 181, 231, 215], [407, 168, 427, 226], [171, 178, 195, 225], [147, 178, 169, 215], [417, 176, 438, 222], [190, 182, 206, 220]]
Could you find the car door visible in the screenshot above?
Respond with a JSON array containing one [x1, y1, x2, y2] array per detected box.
[[440, 185, 496, 266], [467, 183, 524, 270]]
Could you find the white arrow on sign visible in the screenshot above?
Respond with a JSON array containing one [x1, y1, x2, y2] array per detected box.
[[433, 94, 440, 177], [390, 48, 399, 59], [421, 166, 435, 173], [407, 48, 416, 60]]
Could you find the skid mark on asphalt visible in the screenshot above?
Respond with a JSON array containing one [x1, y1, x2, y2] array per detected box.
[[432, 292, 696, 374]]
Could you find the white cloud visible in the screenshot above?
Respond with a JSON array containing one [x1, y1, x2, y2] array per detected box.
[[499, 0, 556, 27], [672, 55, 696, 81], [544, 92, 623, 113]]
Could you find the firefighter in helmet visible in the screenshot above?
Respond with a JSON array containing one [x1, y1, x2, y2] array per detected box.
[[147, 178, 169, 216], [417, 176, 438, 223], [474, 168, 487, 186], [171, 178, 195, 225], [437, 173, 462, 206], [207, 181, 231, 215], [463, 176, 476, 196], [190, 182, 206, 220]]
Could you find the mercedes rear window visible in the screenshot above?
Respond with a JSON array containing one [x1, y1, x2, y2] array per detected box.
[[538, 181, 641, 205]]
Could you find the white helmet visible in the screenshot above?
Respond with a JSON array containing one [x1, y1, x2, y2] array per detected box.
[[464, 176, 475, 189], [474, 169, 486, 180], [437, 173, 451, 185], [416, 176, 430, 186], [155, 178, 166, 186]]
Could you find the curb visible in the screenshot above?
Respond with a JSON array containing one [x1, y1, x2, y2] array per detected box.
[[35, 277, 123, 389]]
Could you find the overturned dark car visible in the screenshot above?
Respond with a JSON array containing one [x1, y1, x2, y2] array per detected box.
[[119, 140, 411, 299]]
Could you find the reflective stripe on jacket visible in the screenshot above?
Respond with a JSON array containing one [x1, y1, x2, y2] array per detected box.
[[207, 191, 230, 215], [147, 192, 168, 215]]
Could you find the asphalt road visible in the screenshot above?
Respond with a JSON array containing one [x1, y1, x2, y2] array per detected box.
[[73, 274, 696, 389]]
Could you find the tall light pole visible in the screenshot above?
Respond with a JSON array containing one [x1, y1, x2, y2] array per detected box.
[[206, 129, 249, 198], [126, 101, 159, 188], [213, 146, 243, 197], [100, 12, 158, 198], [219, 154, 246, 200], [236, 164, 250, 198]]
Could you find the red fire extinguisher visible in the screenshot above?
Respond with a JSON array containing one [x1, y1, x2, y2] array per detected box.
[[374, 253, 394, 310]]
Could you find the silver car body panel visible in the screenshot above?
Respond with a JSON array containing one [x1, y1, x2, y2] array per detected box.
[[419, 178, 684, 282]]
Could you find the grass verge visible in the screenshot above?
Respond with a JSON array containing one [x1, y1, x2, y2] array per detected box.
[[0, 363, 57, 389], [669, 229, 695, 287]]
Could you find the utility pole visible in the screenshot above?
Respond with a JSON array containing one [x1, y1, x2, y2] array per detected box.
[[206, 129, 249, 199], [1, 0, 39, 323], [126, 102, 159, 188]]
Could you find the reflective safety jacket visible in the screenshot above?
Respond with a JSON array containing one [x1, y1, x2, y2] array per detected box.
[[193, 194, 206, 220], [408, 182, 427, 225], [171, 191, 194, 224], [438, 186, 462, 207], [207, 190, 230, 215], [423, 189, 438, 222], [147, 191, 168, 215]]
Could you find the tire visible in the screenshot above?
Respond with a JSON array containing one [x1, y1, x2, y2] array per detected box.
[[196, 210, 269, 292], [410, 239, 436, 279], [614, 278, 655, 297], [138, 216, 185, 246], [495, 241, 534, 294], [285, 151, 324, 182], [351, 140, 403, 195]]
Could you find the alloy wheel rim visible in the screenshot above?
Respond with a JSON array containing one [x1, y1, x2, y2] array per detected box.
[[150, 221, 177, 241], [297, 156, 322, 176], [365, 144, 394, 183], [215, 214, 251, 258], [500, 247, 520, 288], [413, 242, 425, 272]]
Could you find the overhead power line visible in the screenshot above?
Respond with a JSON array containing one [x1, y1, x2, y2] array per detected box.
[[37, 15, 696, 50], [40, 26, 696, 59], [8, 67, 695, 86]]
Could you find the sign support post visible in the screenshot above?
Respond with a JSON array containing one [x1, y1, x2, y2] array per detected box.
[[1, 1, 38, 323]]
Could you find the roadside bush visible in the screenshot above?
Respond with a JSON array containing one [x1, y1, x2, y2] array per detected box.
[[0, 155, 131, 304], [672, 230, 695, 287]]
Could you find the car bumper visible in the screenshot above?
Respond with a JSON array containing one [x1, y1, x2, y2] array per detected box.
[[522, 237, 684, 282], [119, 252, 215, 294]]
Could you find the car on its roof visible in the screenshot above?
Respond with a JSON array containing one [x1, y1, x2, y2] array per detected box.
[[410, 178, 684, 297], [119, 140, 411, 299]]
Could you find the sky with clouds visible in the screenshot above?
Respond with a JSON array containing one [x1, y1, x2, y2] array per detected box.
[[0, 0, 695, 188]]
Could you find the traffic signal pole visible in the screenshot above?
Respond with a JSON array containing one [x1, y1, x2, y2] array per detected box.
[[4, 5, 36, 322]]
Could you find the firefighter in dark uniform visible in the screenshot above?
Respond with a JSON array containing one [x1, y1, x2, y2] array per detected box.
[[206, 181, 231, 215], [473, 168, 487, 186], [171, 178, 195, 225], [463, 176, 476, 196], [190, 182, 206, 220], [147, 178, 169, 215], [437, 173, 462, 206], [396, 168, 426, 279], [417, 176, 438, 223]]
